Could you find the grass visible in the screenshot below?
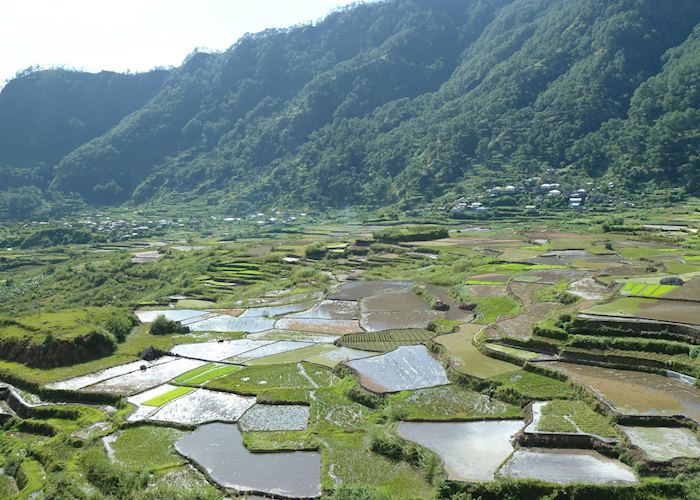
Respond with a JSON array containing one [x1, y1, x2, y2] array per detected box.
[[436, 325, 520, 378], [339, 329, 435, 352], [207, 363, 337, 395], [664, 261, 700, 275], [470, 297, 521, 324], [242, 430, 318, 452], [142, 387, 195, 406], [537, 400, 620, 438], [621, 282, 678, 298], [616, 246, 683, 260], [320, 432, 435, 498], [0, 307, 125, 342], [14, 459, 44, 499], [38, 405, 107, 434], [0, 324, 173, 385], [142, 465, 221, 499], [485, 343, 541, 360], [385, 385, 521, 421], [111, 426, 187, 470], [491, 370, 577, 401], [0, 474, 18, 497], [174, 363, 241, 385], [172, 363, 218, 383], [581, 297, 646, 317], [246, 343, 336, 366]]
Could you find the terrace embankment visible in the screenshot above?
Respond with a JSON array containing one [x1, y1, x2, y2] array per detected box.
[[0, 332, 116, 368]]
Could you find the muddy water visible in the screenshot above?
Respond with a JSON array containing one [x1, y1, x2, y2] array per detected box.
[[621, 426, 700, 461], [359, 289, 441, 331], [176, 423, 320, 497], [500, 448, 637, 484], [240, 302, 316, 318], [275, 316, 363, 335], [567, 278, 610, 301], [546, 362, 700, 421], [329, 280, 415, 301], [361, 291, 428, 312], [285, 300, 358, 320], [360, 310, 440, 332], [398, 420, 524, 481]]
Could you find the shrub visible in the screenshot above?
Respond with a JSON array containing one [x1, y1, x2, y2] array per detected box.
[[567, 335, 691, 356], [80, 448, 148, 497], [373, 225, 449, 243], [370, 432, 424, 467], [305, 243, 327, 259], [532, 323, 568, 341], [346, 385, 382, 409], [104, 313, 133, 342], [150, 315, 190, 335], [329, 485, 390, 500]]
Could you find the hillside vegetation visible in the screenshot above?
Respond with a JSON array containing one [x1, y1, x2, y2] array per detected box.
[[1, 0, 700, 218]]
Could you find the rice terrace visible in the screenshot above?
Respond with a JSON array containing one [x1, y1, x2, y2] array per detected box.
[[1, 200, 699, 499], [2, 0, 700, 498]]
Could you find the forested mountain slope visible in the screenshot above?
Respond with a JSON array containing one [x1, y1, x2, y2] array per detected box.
[[0, 69, 168, 187], [1, 0, 699, 217]]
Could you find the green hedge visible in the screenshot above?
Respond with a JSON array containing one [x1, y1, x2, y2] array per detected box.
[[373, 225, 449, 243], [567, 335, 691, 356], [532, 323, 569, 341], [439, 478, 687, 499]]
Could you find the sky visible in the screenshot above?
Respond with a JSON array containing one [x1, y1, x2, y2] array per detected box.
[[0, 0, 368, 86]]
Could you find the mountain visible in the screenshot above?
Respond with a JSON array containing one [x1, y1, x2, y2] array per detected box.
[[1, 0, 700, 218]]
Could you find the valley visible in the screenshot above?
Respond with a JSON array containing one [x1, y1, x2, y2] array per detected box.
[[0, 203, 698, 499]]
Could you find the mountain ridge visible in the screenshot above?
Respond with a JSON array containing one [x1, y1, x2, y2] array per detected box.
[[1, 0, 699, 218]]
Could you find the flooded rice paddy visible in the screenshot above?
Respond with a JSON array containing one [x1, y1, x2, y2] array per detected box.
[[46, 357, 174, 390], [135, 309, 210, 323], [546, 362, 700, 421], [126, 384, 180, 421], [303, 346, 376, 368], [347, 345, 449, 393], [176, 423, 321, 497], [188, 314, 277, 333], [284, 300, 358, 320], [83, 359, 207, 395], [398, 420, 524, 481], [226, 341, 313, 364], [328, 280, 415, 300], [621, 426, 700, 461], [171, 339, 273, 362], [247, 329, 339, 343], [240, 302, 316, 318], [148, 389, 256, 425], [238, 404, 310, 432], [360, 310, 440, 332], [500, 448, 637, 484], [274, 317, 362, 334]]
